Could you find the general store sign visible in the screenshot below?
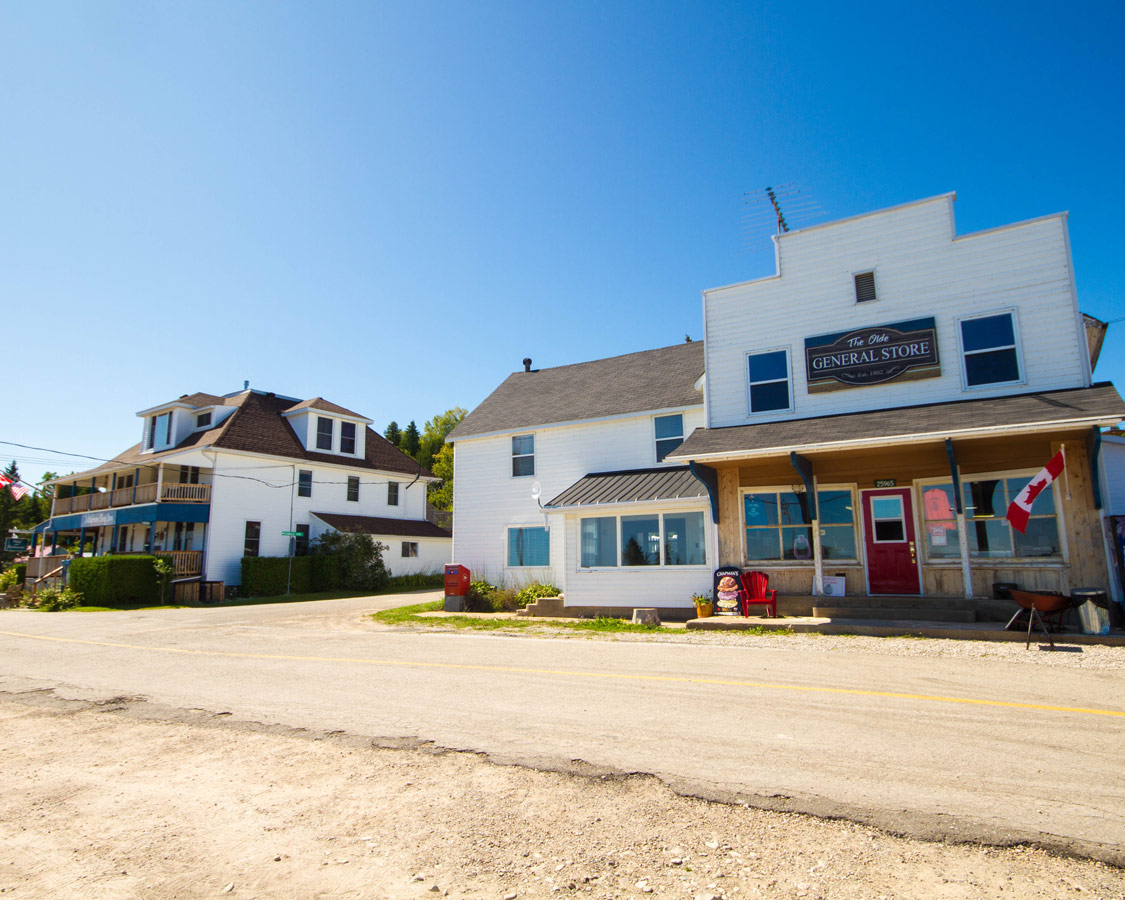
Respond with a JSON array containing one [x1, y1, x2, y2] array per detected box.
[[805, 316, 940, 393]]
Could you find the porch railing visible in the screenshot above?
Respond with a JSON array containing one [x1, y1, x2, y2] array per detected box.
[[154, 550, 204, 577], [159, 483, 210, 503]]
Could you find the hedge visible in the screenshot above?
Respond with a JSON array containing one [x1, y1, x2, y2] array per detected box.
[[68, 556, 160, 607], [240, 556, 313, 596]]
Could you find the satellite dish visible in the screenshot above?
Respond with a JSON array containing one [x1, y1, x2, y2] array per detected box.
[[530, 481, 542, 500]]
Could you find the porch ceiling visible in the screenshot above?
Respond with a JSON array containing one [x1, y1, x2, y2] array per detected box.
[[667, 383, 1125, 462]]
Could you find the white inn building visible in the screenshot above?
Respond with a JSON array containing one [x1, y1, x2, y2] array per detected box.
[[33, 388, 451, 589]]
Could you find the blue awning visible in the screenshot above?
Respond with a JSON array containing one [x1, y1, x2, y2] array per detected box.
[[33, 503, 210, 533]]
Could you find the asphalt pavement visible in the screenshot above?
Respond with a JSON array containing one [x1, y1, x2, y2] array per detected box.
[[1, 592, 1122, 865]]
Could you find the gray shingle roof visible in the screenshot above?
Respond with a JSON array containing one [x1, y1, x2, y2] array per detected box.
[[545, 466, 708, 509], [448, 342, 705, 440], [667, 383, 1125, 460]]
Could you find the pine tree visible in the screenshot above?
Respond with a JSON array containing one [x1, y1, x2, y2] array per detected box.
[[384, 421, 402, 447], [402, 420, 421, 459], [0, 461, 21, 559]]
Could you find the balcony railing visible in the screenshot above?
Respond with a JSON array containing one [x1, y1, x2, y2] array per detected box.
[[53, 482, 211, 516]]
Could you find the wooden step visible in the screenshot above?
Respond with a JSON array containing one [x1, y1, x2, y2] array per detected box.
[[813, 606, 977, 623]]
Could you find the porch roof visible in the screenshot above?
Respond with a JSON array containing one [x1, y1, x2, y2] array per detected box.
[[311, 512, 451, 539], [667, 383, 1125, 462], [544, 466, 708, 509]]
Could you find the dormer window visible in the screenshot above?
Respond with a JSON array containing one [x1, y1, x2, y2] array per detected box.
[[316, 417, 334, 451], [147, 412, 173, 450], [196, 412, 212, 429], [340, 421, 356, 455]]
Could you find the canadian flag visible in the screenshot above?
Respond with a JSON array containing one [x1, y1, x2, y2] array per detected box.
[[1006, 450, 1065, 534]]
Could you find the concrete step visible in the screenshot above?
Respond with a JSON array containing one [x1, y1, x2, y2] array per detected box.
[[814, 595, 981, 610], [813, 606, 977, 623]]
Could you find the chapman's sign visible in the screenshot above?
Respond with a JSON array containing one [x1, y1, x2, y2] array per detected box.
[[805, 316, 940, 393]]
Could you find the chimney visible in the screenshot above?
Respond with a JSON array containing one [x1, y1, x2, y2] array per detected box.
[[523, 358, 532, 372]]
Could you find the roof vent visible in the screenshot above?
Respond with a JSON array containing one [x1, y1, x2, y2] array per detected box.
[[854, 271, 877, 303], [523, 358, 533, 372]]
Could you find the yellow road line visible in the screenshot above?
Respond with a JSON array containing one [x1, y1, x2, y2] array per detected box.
[[2, 629, 1123, 718]]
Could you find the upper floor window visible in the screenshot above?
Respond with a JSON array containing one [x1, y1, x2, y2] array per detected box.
[[298, 470, 312, 498], [655, 414, 684, 463], [347, 476, 359, 502], [179, 466, 200, 484], [196, 412, 212, 429], [512, 434, 534, 477], [316, 417, 334, 451], [340, 421, 357, 455], [960, 312, 1021, 387], [854, 271, 877, 303], [747, 349, 791, 414], [387, 482, 400, 506], [148, 412, 172, 450]]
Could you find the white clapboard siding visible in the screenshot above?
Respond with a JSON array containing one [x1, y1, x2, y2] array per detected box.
[[704, 196, 1089, 428], [203, 452, 449, 585], [451, 406, 706, 588]]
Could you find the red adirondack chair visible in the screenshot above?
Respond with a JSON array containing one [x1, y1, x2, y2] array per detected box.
[[740, 570, 778, 618]]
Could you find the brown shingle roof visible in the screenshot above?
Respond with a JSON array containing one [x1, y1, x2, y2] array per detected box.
[[283, 397, 369, 420], [668, 383, 1125, 461], [312, 512, 451, 539], [57, 391, 431, 483], [448, 342, 705, 440]]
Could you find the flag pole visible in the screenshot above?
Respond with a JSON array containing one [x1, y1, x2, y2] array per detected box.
[[1061, 444, 1071, 501]]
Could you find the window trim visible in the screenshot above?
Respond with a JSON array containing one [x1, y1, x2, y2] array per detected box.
[[745, 347, 793, 417], [654, 413, 685, 464], [387, 482, 400, 506], [914, 471, 1067, 564], [195, 411, 212, 430], [868, 494, 907, 544], [577, 508, 710, 570], [740, 484, 861, 565], [506, 525, 550, 567], [401, 541, 419, 558], [340, 421, 357, 455], [244, 520, 261, 558], [297, 469, 312, 498], [956, 308, 1025, 391], [511, 433, 535, 478], [346, 476, 359, 502], [316, 416, 334, 451]]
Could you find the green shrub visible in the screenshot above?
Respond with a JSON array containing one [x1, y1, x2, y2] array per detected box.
[[34, 585, 82, 611], [312, 531, 389, 591], [0, 567, 19, 591], [385, 572, 444, 589], [515, 582, 559, 609], [241, 557, 313, 597], [486, 587, 521, 612], [465, 579, 497, 612], [68, 556, 159, 607]]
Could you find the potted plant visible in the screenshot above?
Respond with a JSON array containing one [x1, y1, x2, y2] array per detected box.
[[692, 592, 713, 618]]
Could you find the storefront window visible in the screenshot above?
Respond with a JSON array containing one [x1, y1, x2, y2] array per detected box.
[[663, 512, 706, 566], [621, 515, 661, 566], [817, 490, 857, 560], [920, 484, 960, 559], [920, 477, 1061, 560]]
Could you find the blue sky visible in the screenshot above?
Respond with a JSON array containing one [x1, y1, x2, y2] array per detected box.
[[2, 1, 1124, 487]]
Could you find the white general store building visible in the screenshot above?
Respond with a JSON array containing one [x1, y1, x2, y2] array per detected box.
[[448, 194, 1125, 616], [33, 389, 451, 589]]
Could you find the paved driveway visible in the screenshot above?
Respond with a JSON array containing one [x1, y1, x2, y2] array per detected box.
[[1, 591, 1122, 864]]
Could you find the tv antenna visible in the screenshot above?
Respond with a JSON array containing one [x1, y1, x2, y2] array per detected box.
[[742, 183, 824, 249]]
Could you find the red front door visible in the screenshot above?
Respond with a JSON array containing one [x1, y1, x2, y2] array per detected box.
[[863, 488, 920, 595]]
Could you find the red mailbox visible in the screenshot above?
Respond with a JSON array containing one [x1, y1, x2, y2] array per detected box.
[[444, 564, 470, 597]]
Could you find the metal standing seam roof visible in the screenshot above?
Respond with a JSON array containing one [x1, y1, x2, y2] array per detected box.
[[544, 466, 709, 509]]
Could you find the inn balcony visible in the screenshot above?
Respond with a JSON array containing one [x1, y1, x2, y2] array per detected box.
[[52, 482, 212, 515]]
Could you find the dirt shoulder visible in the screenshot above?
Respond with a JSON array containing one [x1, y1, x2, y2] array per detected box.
[[1, 690, 1121, 900]]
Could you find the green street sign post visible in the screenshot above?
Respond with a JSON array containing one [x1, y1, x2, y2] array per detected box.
[[283, 531, 305, 594]]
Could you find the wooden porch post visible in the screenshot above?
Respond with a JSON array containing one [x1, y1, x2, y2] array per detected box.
[[946, 439, 973, 599]]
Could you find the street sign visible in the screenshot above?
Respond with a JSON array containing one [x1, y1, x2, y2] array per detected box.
[[281, 531, 305, 537]]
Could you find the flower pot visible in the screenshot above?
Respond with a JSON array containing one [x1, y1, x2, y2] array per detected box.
[[694, 601, 713, 618]]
